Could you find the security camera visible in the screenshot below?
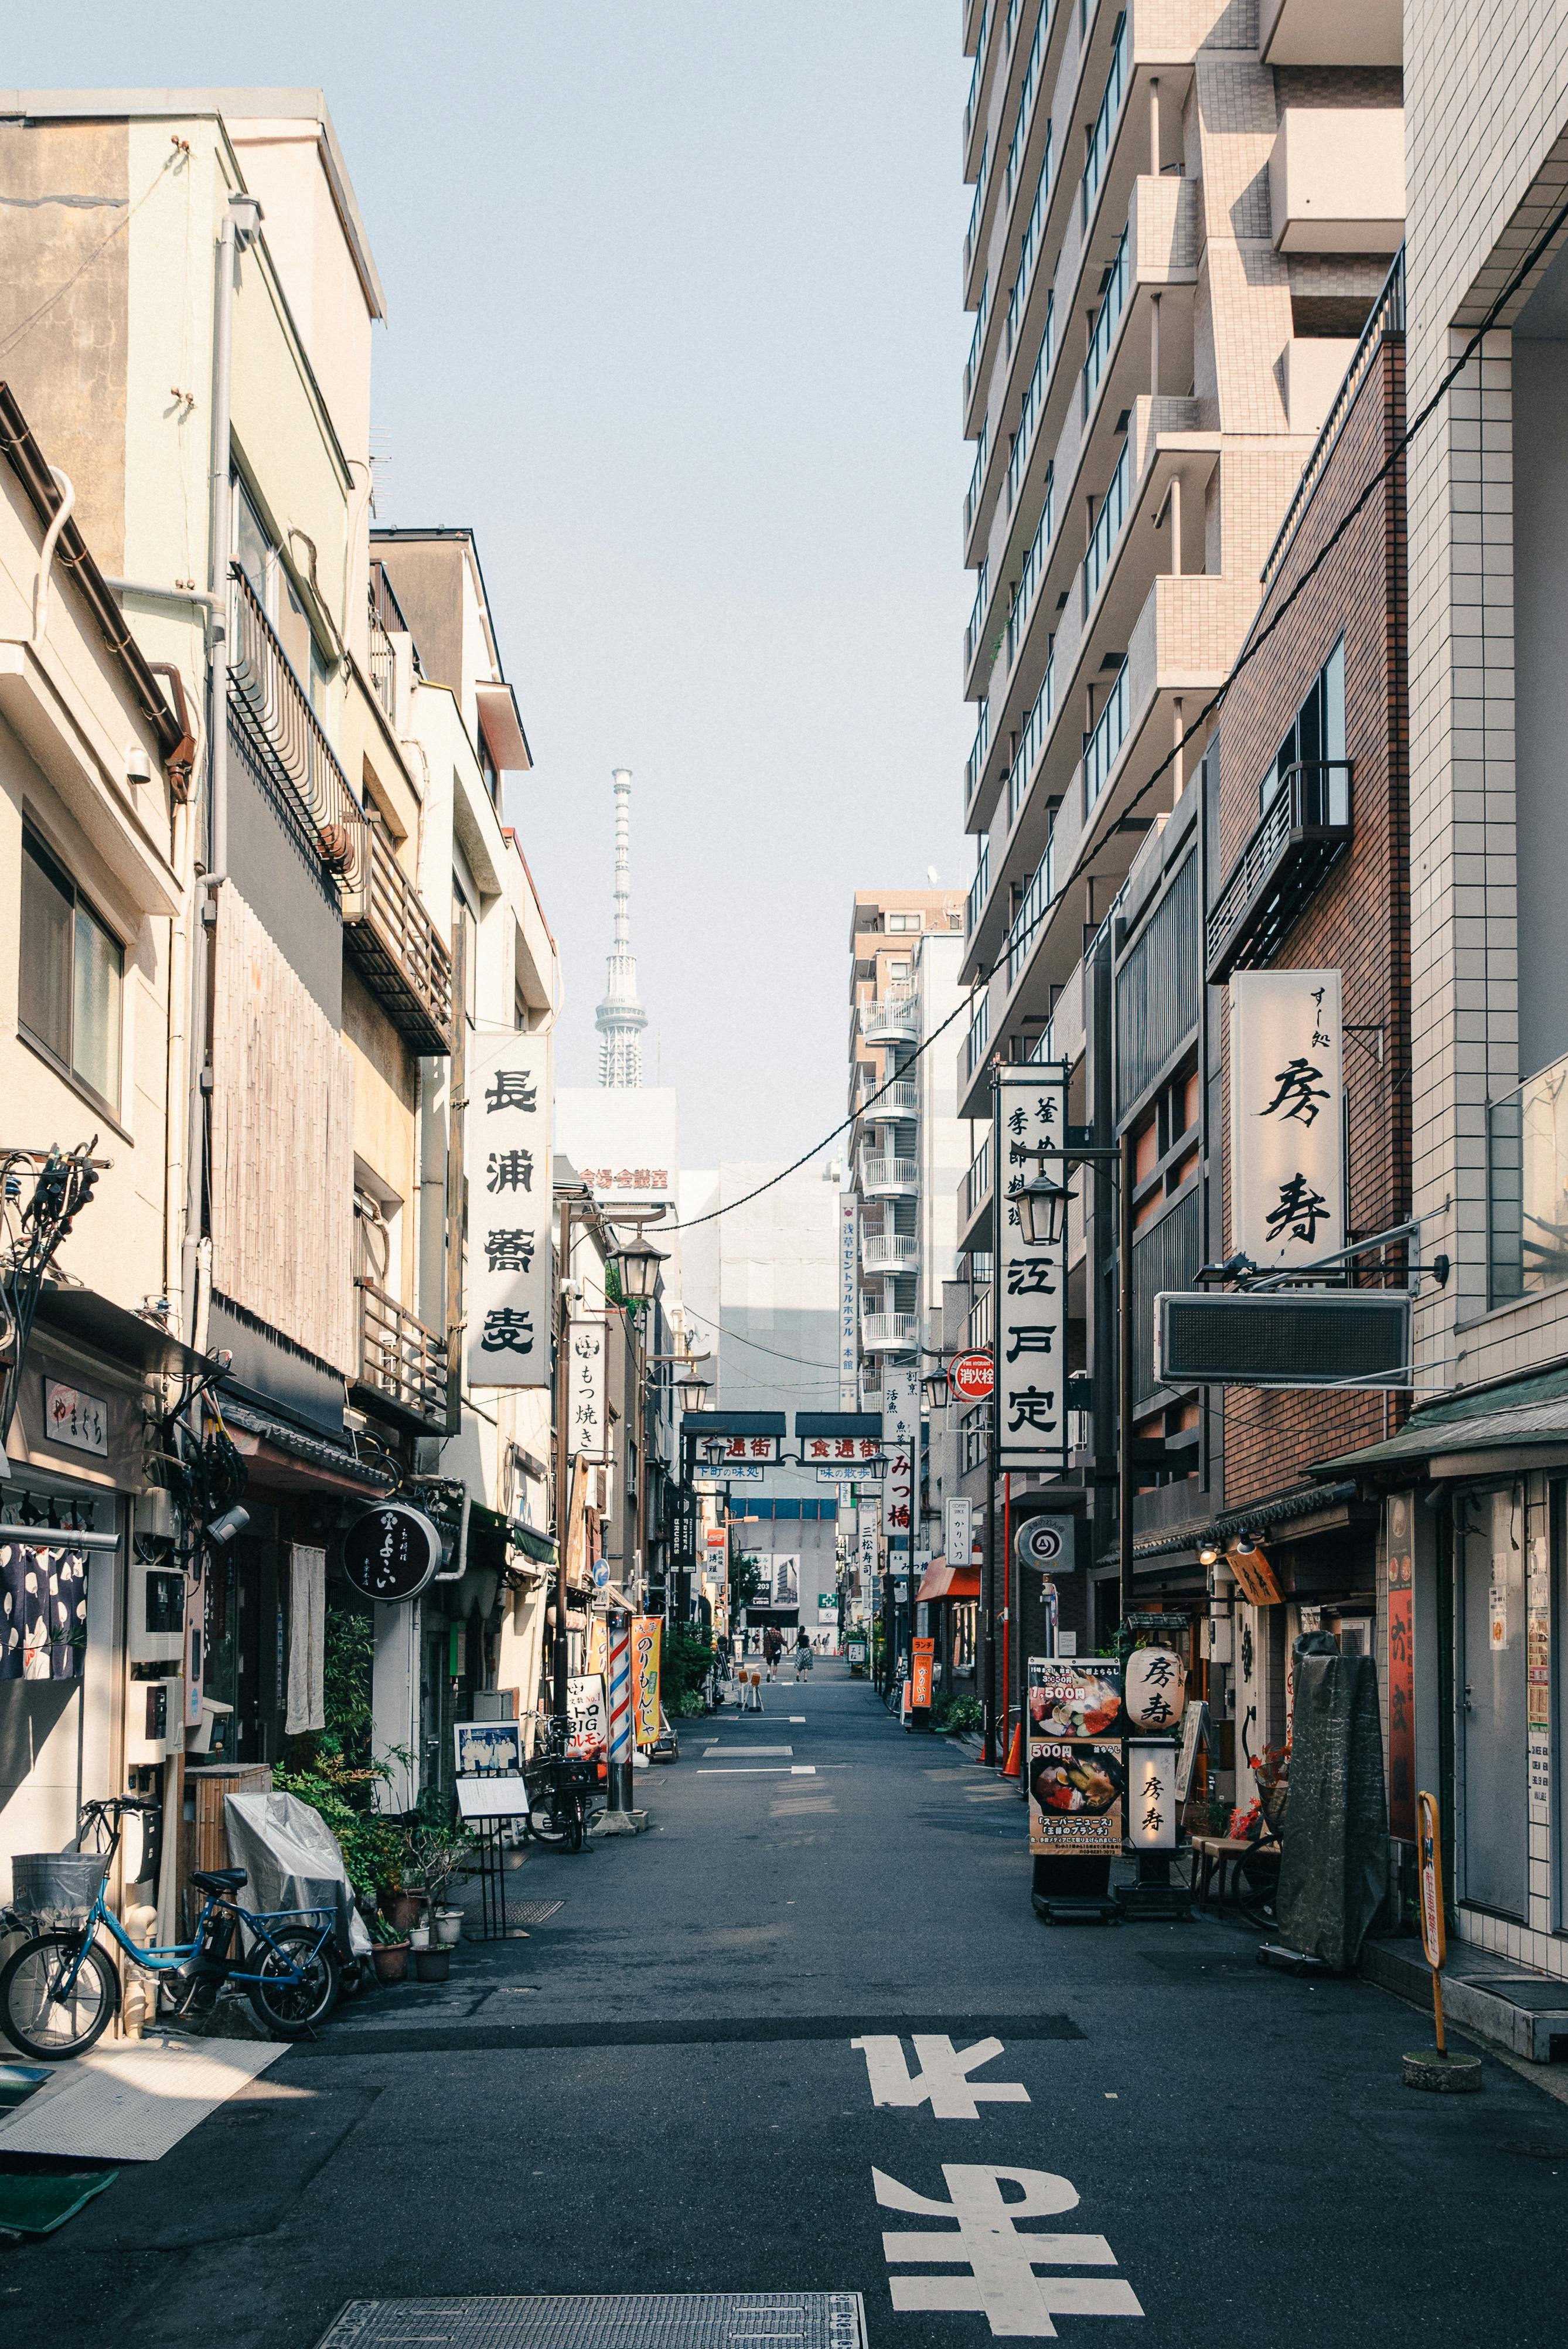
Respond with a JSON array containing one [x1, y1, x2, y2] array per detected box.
[[207, 1504, 250, 1547]]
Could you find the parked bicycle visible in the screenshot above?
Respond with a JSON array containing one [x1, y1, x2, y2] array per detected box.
[[523, 1716, 598, 1854], [0, 1796, 346, 2059]]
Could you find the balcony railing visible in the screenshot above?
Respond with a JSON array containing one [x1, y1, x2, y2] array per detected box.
[[966, 991, 991, 1080], [354, 1276, 448, 1429], [366, 584, 397, 724], [862, 1311, 919, 1354], [1083, 226, 1130, 416], [1082, 437, 1130, 612], [1263, 249, 1405, 590], [1005, 0, 1050, 203], [967, 1281, 994, 1356], [963, 0, 991, 149], [1007, 838, 1054, 989], [864, 1233, 920, 1275], [861, 1155, 919, 1197], [964, 277, 991, 407], [1007, 651, 1055, 829], [966, 559, 990, 673], [1008, 295, 1055, 512], [865, 1079, 918, 1119], [964, 423, 989, 540], [966, 703, 991, 806], [967, 840, 991, 937], [965, 140, 990, 276], [861, 992, 920, 1044], [1490, 1047, 1568, 1305], [1006, 466, 1055, 672], [343, 816, 455, 1055], [1205, 762, 1354, 982], [1082, 12, 1129, 230], [228, 563, 367, 893], [1005, 133, 1054, 356], [964, 1133, 993, 1225], [1083, 659, 1130, 812]]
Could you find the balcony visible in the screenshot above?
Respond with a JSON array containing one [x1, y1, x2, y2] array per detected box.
[[967, 841, 990, 938], [1270, 107, 1403, 254], [1081, 11, 1130, 233], [353, 1277, 448, 1431], [343, 817, 455, 1055], [862, 1312, 919, 1356], [1205, 762, 1354, 983], [861, 1154, 919, 1199], [873, 1080, 919, 1118], [860, 992, 919, 1045], [964, 1133, 992, 1227], [964, 991, 991, 1082], [227, 563, 366, 894], [1489, 1049, 1568, 1306], [1260, 0, 1400, 63], [863, 1233, 920, 1275], [366, 584, 397, 726]]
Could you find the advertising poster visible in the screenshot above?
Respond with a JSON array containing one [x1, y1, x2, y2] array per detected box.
[[1027, 1657, 1124, 1856], [631, 1615, 662, 1748], [911, 1636, 935, 1710], [565, 1673, 608, 1756]]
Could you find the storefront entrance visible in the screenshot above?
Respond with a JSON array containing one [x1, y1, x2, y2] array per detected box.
[[1459, 1490, 1528, 1919]]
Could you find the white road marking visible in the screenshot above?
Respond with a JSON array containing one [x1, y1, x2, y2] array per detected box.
[[875, 2163, 1144, 2336], [696, 1765, 817, 1776], [853, 2035, 1029, 2120], [704, 1745, 795, 1756]]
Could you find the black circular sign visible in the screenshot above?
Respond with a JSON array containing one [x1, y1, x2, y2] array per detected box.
[[1016, 1517, 1069, 1570], [340, 1503, 442, 1602]]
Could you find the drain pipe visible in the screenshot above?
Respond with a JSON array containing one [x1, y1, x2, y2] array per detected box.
[[30, 467, 75, 646], [180, 190, 261, 1343]]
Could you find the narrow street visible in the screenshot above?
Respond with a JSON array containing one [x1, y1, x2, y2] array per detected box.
[[5, 1667, 1562, 2349]]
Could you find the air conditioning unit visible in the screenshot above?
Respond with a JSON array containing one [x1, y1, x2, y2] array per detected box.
[[1154, 1289, 1410, 1388]]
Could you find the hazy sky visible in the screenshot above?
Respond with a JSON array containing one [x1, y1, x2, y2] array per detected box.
[[9, 4, 971, 1166]]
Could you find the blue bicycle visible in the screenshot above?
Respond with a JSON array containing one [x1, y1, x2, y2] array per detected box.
[[0, 1796, 342, 2057]]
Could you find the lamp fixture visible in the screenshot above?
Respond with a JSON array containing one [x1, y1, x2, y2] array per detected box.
[[921, 1367, 948, 1413], [1015, 1163, 1076, 1250], [1197, 1537, 1220, 1568], [676, 1367, 712, 1412], [611, 1230, 668, 1303]]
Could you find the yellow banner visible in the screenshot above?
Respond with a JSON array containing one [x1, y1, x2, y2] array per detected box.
[[631, 1615, 662, 1748], [585, 1615, 608, 1680]]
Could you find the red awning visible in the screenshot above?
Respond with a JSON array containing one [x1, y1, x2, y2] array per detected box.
[[916, 1560, 981, 1604]]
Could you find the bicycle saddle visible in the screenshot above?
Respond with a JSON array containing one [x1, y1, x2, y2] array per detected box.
[[191, 1867, 247, 1894]]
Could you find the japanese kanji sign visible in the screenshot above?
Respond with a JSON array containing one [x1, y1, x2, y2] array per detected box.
[[1230, 969, 1343, 1271], [882, 1367, 918, 1554], [1127, 1739, 1179, 1850], [566, 1318, 608, 1462], [994, 1066, 1068, 1470], [840, 1193, 859, 1405], [465, 1026, 553, 1386]]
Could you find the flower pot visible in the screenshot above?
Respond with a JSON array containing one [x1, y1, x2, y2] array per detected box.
[[434, 1907, 463, 1948], [414, 1946, 450, 1983], [378, 1888, 424, 1935], [408, 1924, 431, 1951], [371, 1941, 410, 1985]]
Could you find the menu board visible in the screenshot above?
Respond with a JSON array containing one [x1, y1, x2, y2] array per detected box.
[[1027, 1657, 1124, 1857]]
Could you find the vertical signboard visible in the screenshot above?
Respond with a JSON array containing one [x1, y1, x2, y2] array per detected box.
[[566, 1319, 608, 1461], [631, 1615, 662, 1748], [1026, 1657, 1124, 1855], [1230, 970, 1344, 1270], [1528, 1529, 1552, 1828], [882, 1367, 918, 1555], [994, 1065, 1069, 1472], [858, 1504, 879, 1592], [1385, 1495, 1415, 1841], [910, 1636, 935, 1710], [466, 1027, 553, 1384], [1127, 1740, 1180, 1850], [839, 1192, 859, 1406], [944, 1494, 973, 1568]]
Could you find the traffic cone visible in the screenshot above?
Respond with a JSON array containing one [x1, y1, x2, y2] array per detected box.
[[1001, 1722, 1022, 1779]]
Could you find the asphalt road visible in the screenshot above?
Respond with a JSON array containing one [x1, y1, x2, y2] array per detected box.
[[4, 1663, 1564, 2347]]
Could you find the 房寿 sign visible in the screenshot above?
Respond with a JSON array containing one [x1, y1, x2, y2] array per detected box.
[[465, 1027, 553, 1385], [566, 1319, 608, 1461], [994, 1065, 1068, 1470], [1230, 970, 1343, 1271]]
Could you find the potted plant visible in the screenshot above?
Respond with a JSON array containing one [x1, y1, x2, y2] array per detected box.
[[414, 1942, 451, 1983], [369, 1914, 410, 1984], [404, 1820, 476, 1952]]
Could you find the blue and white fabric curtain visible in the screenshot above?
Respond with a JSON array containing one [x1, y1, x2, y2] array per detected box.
[[0, 1541, 88, 1680]]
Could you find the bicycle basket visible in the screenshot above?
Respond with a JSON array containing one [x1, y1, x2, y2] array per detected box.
[[11, 1850, 112, 1928]]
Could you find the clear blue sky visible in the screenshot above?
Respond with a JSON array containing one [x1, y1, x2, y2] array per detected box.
[[11, 4, 971, 1165]]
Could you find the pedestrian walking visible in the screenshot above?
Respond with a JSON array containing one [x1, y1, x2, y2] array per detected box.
[[794, 1628, 812, 1681], [764, 1625, 783, 1682]]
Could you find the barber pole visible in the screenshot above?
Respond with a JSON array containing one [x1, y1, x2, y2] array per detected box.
[[608, 1611, 633, 1812]]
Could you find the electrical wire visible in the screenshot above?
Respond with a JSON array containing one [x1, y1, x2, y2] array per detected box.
[[655, 201, 1568, 1240]]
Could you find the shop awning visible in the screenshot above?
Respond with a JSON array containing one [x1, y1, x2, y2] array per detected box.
[[916, 1560, 981, 1604], [221, 1401, 394, 1495], [1313, 1360, 1568, 1480]]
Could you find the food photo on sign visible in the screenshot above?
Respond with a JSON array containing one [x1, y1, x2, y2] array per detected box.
[[1027, 1657, 1125, 1856]]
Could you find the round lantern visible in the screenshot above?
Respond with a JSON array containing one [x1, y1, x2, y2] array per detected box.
[[1123, 1643, 1186, 1734]]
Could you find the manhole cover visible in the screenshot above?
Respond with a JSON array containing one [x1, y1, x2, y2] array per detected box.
[[316, 2294, 866, 2349], [512, 1901, 565, 1925]]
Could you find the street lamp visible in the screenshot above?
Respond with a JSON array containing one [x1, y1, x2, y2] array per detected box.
[[677, 1366, 712, 1412], [921, 1366, 948, 1414], [1014, 1163, 1076, 1250], [611, 1230, 668, 1303]]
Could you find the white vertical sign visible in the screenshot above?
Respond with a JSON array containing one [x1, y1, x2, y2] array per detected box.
[[839, 1193, 859, 1406], [944, 1494, 973, 1568], [882, 1367, 918, 1555], [994, 1065, 1068, 1470], [1230, 970, 1344, 1270], [466, 1027, 553, 1385], [566, 1319, 608, 1461], [858, 1503, 880, 1589]]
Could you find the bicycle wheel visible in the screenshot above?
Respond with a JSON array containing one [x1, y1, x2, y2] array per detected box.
[[246, 1926, 339, 2040], [564, 1798, 585, 1855], [0, 1931, 119, 2060]]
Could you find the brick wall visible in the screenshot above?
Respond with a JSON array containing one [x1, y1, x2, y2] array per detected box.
[[1215, 338, 1409, 1509]]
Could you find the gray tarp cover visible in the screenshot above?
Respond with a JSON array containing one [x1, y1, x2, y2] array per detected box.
[[1275, 1650, 1388, 1969], [223, 1789, 371, 1955]]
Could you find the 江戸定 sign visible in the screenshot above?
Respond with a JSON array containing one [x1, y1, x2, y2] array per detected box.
[[340, 1503, 443, 1602], [993, 1067, 1068, 1471], [466, 1027, 553, 1385]]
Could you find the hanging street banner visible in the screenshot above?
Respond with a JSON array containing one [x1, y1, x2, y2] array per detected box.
[[993, 1065, 1069, 1472], [839, 1192, 859, 1405], [1230, 969, 1344, 1271], [466, 1025, 553, 1385], [631, 1615, 662, 1748], [566, 1319, 609, 1462], [882, 1367, 918, 1554]]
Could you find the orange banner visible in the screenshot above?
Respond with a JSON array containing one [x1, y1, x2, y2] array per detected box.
[[631, 1615, 662, 1748], [911, 1636, 935, 1710]]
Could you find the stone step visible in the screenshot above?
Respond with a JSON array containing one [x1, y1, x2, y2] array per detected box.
[[1362, 1935, 1568, 2063]]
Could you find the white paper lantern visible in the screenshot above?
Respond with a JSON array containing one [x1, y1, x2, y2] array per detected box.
[[1124, 1643, 1186, 1733]]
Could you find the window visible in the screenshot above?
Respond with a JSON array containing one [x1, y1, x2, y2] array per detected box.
[[1260, 636, 1345, 813], [19, 830, 123, 1111], [887, 913, 922, 933]]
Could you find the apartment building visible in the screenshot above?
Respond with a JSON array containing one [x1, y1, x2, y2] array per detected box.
[[953, 4, 1406, 1720]]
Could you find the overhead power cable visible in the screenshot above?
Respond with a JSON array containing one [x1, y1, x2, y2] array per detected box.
[[656, 200, 1568, 1239]]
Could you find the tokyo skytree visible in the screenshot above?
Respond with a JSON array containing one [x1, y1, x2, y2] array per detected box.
[[594, 766, 648, 1088]]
